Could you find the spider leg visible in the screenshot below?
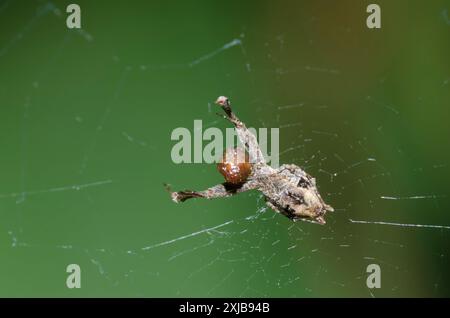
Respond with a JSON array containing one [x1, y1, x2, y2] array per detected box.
[[215, 96, 266, 165], [168, 179, 259, 203]]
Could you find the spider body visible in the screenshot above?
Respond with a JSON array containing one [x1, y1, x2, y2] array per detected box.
[[169, 96, 333, 225], [255, 164, 332, 224]]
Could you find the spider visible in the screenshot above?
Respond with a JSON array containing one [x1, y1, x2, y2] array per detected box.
[[167, 96, 334, 224]]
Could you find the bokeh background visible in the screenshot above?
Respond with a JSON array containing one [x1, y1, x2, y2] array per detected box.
[[0, 0, 449, 297]]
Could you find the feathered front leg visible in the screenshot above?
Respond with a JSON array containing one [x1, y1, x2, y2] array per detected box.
[[215, 96, 266, 165], [167, 179, 259, 203]]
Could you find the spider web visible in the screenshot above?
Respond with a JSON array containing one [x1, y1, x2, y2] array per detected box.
[[1, 0, 449, 297]]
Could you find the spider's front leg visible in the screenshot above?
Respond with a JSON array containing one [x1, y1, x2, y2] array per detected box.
[[168, 179, 259, 203], [170, 183, 232, 203], [215, 96, 266, 165]]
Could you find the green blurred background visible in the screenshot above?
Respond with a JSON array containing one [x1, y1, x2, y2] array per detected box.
[[0, 0, 449, 297]]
